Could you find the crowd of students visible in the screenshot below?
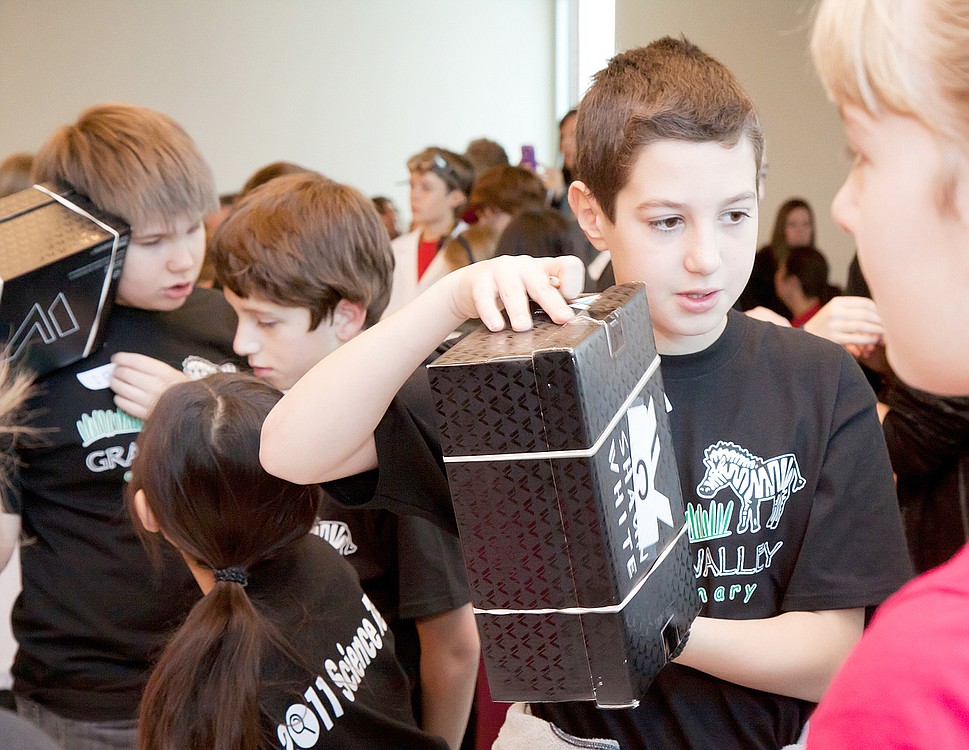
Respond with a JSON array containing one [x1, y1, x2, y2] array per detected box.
[[1, 0, 968, 748]]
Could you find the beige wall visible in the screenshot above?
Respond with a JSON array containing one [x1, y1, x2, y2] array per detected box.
[[0, 0, 558, 227], [615, 0, 854, 283]]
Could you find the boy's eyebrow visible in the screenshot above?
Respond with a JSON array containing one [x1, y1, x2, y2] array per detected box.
[[721, 191, 758, 206], [635, 199, 690, 212], [634, 191, 757, 212]]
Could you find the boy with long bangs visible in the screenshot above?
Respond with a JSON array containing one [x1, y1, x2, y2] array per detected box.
[[211, 172, 479, 750], [5, 103, 239, 748], [260, 38, 912, 748]]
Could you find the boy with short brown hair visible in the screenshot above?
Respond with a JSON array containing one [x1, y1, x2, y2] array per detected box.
[[212, 173, 479, 750], [261, 38, 912, 749]]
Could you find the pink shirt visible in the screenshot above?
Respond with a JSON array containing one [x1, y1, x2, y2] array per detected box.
[[807, 543, 969, 749]]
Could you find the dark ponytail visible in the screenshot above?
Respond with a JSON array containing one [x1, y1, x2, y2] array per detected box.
[[139, 584, 273, 750], [129, 373, 321, 750]]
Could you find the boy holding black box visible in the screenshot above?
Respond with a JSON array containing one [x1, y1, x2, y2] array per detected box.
[[2, 104, 237, 749], [262, 38, 912, 749]]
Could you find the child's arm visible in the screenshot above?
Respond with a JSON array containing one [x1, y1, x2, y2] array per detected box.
[[260, 255, 585, 485], [109, 352, 190, 419], [416, 603, 480, 750], [676, 607, 864, 702], [803, 297, 883, 352]]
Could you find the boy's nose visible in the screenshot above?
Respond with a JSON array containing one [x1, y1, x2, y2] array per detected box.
[[232, 328, 259, 357], [167, 238, 197, 273], [684, 228, 723, 275]]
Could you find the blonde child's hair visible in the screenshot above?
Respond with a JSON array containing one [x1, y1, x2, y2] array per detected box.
[[812, 0, 969, 208]]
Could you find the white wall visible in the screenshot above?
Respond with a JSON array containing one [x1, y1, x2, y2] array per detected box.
[[0, 0, 558, 226], [615, 0, 855, 283], [0, 0, 558, 688]]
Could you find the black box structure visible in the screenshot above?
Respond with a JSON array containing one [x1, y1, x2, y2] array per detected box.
[[0, 184, 129, 375], [427, 283, 699, 707]]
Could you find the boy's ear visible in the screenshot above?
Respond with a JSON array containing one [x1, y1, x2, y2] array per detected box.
[[133, 489, 160, 534], [568, 181, 610, 252], [447, 189, 468, 211], [332, 299, 367, 342]]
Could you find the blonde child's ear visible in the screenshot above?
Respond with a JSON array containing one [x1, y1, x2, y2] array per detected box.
[[133, 489, 161, 533], [568, 181, 610, 252], [333, 300, 368, 342]]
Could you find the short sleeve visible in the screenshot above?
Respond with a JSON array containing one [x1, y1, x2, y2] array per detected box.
[[396, 514, 470, 621], [324, 368, 457, 536], [783, 352, 914, 611]]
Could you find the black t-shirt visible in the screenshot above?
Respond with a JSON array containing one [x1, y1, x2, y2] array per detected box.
[[324, 369, 458, 536], [254, 537, 447, 749], [333, 313, 913, 749], [312, 498, 470, 718], [10, 289, 239, 721], [532, 311, 914, 749]]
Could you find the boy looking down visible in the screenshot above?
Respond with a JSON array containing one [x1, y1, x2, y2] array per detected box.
[[211, 173, 479, 750]]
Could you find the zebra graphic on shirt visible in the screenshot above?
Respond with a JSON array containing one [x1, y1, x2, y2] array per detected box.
[[696, 441, 805, 534]]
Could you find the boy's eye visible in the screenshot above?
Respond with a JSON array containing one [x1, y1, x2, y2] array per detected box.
[[722, 210, 751, 225], [649, 216, 683, 232], [257, 320, 277, 329]]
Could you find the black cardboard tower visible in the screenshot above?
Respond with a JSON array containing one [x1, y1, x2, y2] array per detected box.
[[427, 283, 699, 708], [0, 184, 129, 376]]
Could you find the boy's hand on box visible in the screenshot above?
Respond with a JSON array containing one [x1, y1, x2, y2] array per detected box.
[[109, 352, 189, 420], [447, 255, 585, 332]]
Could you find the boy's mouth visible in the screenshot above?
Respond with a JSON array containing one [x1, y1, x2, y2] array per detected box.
[[677, 289, 721, 313], [164, 282, 194, 299]]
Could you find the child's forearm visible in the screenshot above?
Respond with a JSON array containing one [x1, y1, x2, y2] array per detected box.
[[260, 280, 466, 484], [260, 256, 584, 485], [417, 604, 480, 750], [675, 608, 864, 702]]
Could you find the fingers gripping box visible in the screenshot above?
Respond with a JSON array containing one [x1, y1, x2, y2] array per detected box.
[[427, 283, 699, 707], [0, 184, 129, 375]]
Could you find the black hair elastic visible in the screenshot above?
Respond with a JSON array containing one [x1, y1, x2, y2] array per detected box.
[[213, 567, 248, 587]]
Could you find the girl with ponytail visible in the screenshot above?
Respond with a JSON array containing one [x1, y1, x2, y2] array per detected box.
[[128, 373, 447, 750]]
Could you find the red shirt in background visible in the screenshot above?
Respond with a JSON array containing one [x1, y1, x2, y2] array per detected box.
[[417, 237, 439, 279]]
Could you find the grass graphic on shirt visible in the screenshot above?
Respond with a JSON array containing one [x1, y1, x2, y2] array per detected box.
[[76, 408, 142, 447], [686, 500, 734, 542]]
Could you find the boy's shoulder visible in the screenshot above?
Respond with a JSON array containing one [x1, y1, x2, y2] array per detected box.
[[733, 309, 852, 366]]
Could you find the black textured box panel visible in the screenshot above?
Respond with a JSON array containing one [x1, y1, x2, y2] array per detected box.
[[428, 284, 700, 706], [446, 375, 684, 612], [0, 184, 129, 375], [431, 284, 656, 456], [477, 528, 699, 706]]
